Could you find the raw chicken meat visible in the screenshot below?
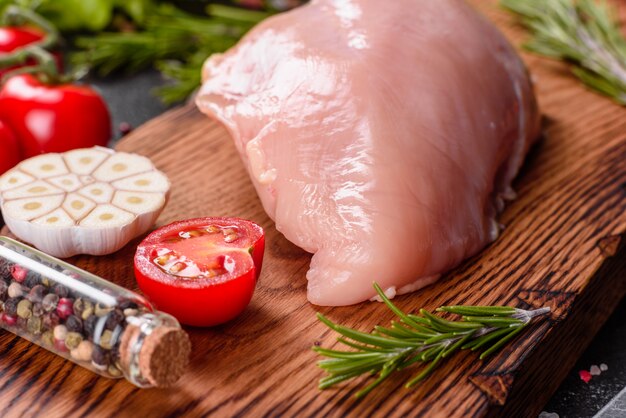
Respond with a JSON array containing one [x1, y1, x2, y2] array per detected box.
[[196, 0, 540, 306]]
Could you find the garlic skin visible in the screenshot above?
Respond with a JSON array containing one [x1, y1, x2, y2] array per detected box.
[[0, 147, 170, 258]]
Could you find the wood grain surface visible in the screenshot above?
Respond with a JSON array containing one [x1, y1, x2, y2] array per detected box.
[[1, 1, 626, 417]]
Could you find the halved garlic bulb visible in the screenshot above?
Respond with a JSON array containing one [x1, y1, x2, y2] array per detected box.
[[0, 146, 171, 258]]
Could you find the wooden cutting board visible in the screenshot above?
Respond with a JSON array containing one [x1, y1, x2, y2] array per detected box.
[[1, 1, 626, 417]]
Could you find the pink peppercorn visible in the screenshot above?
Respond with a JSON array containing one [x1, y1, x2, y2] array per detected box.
[[118, 122, 132, 136], [2, 313, 17, 326], [56, 298, 74, 319], [54, 338, 68, 352], [10, 265, 27, 283], [579, 370, 592, 383]]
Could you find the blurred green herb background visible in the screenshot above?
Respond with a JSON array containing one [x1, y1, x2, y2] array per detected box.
[[0, 0, 303, 103]]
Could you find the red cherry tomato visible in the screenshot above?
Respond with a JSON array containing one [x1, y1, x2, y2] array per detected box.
[[0, 74, 111, 158], [0, 26, 42, 50], [0, 27, 63, 79], [134, 217, 265, 327], [0, 120, 20, 174]]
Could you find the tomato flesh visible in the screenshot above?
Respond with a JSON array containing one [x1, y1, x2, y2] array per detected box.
[[150, 224, 255, 279], [134, 217, 265, 327]]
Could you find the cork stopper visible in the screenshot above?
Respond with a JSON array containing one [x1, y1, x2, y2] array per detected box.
[[120, 324, 191, 387]]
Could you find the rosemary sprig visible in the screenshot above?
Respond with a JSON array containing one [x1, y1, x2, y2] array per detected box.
[[153, 55, 204, 105], [313, 283, 550, 398], [501, 0, 626, 105], [71, 3, 271, 103]]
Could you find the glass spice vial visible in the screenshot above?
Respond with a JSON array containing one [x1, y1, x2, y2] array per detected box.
[[0, 237, 191, 388]]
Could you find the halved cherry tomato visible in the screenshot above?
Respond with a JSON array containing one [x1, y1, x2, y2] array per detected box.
[[0, 74, 111, 158], [0, 26, 62, 79], [0, 119, 20, 175], [134, 217, 265, 327]]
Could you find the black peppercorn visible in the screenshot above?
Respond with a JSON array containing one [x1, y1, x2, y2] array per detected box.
[[23, 272, 40, 289], [105, 309, 124, 330], [26, 285, 46, 304], [42, 312, 60, 330], [0, 281, 8, 301], [0, 260, 12, 282], [94, 304, 113, 317], [65, 315, 83, 333], [91, 345, 110, 369], [84, 315, 98, 338], [53, 284, 69, 298], [118, 300, 138, 310], [17, 317, 27, 329], [32, 303, 44, 317], [110, 347, 120, 364], [4, 297, 20, 316]]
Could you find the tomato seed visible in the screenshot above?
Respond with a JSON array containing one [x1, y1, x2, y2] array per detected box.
[[224, 234, 239, 243], [155, 255, 172, 265], [206, 225, 220, 233], [169, 262, 186, 274]]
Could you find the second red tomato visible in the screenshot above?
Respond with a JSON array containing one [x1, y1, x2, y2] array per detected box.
[[0, 120, 20, 175], [0, 74, 111, 158], [0, 26, 63, 79]]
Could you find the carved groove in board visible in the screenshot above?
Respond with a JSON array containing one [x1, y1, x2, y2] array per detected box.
[[596, 234, 622, 257], [469, 372, 514, 406], [469, 320, 551, 405]]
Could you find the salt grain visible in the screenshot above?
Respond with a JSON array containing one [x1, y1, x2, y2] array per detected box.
[[538, 412, 559, 418], [600, 363, 608, 372], [590, 365, 601, 376]]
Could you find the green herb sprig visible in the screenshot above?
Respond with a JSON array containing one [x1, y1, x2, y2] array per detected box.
[[313, 283, 550, 399], [501, 0, 626, 105], [70, 4, 272, 104]]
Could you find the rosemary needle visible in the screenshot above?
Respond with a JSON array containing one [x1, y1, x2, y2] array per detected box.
[[313, 283, 550, 398]]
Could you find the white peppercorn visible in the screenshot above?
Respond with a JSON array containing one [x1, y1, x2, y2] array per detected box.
[[70, 340, 94, 362], [53, 324, 68, 341], [7, 282, 23, 298]]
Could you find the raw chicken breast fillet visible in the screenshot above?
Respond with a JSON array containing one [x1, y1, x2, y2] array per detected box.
[[196, 0, 540, 306]]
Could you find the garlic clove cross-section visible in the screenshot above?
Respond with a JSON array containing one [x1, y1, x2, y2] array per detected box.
[[0, 146, 171, 258]]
